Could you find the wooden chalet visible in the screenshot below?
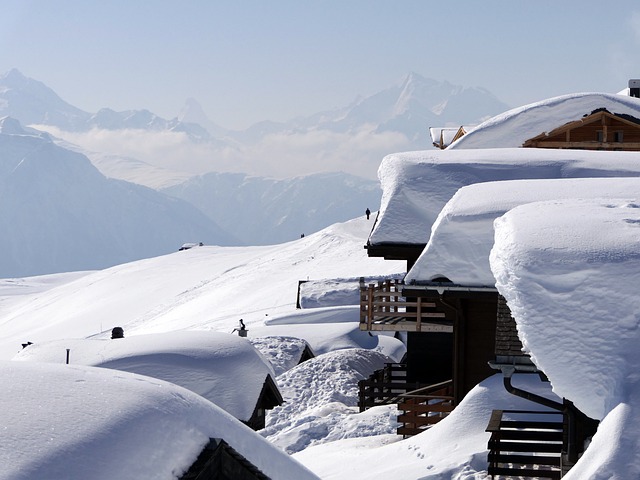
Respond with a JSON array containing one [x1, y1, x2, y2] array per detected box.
[[360, 278, 599, 477], [523, 108, 640, 150], [246, 374, 283, 430], [360, 93, 639, 473], [181, 438, 270, 480], [430, 125, 474, 149], [358, 277, 508, 436]]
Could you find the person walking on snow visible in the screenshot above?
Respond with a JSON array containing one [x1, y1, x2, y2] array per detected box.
[[365, 208, 371, 220]]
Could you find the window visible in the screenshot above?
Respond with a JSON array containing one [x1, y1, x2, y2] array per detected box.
[[614, 131, 624, 142], [596, 130, 604, 142]]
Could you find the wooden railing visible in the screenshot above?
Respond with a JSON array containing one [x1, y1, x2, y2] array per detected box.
[[396, 380, 454, 437], [358, 363, 419, 412], [486, 409, 563, 479], [359, 279, 450, 332]]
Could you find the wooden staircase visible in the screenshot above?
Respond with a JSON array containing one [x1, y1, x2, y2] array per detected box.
[[396, 380, 454, 437], [358, 363, 416, 411], [358, 365, 454, 437], [486, 409, 564, 479]]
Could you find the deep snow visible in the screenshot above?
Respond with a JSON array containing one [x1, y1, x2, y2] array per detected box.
[[491, 198, 640, 479], [4, 88, 640, 479], [0, 361, 319, 480]]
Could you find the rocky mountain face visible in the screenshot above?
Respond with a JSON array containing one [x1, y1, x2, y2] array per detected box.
[[162, 171, 382, 245], [0, 118, 236, 277]]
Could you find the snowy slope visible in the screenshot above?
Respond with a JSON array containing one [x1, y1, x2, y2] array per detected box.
[[162, 171, 382, 245], [0, 215, 404, 359]]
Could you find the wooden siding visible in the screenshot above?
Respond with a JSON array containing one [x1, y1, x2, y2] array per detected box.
[[495, 295, 527, 357], [523, 109, 640, 150], [455, 293, 499, 399]]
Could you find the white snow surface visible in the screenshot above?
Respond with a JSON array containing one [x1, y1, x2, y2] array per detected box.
[[294, 373, 561, 480], [250, 335, 313, 377], [0, 361, 318, 480], [370, 147, 640, 246], [0, 215, 404, 360], [250, 315, 406, 362], [262, 348, 396, 454], [490, 198, 640, 479], [406, 177, 640, 286], [5, 160, 640, 477], [13, 331, 274, 422], [449, 92, 640, 149]]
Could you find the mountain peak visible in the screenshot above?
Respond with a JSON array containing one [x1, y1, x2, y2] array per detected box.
[[0, 69, 89, 130], [399, 72, 437, 89], [178, 98, 227, 137], [178, 97, 210, 125], [1, 68, 28, 86]]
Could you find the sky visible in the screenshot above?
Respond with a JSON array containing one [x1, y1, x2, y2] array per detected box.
[[2, 1, 640, 130]]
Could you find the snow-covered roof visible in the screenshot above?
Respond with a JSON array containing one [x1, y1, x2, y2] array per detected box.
[[250, 312, 406, 362], [405, 177, 640, 286], [263, 348, 393, 454], [13, 331, 276, 422], [429, 127, 458, 147], [448, 92, 640, 149], [0, 361, 318, 480], [490, 198, 640, 478], [250, 335, 314, 377], [369, 147, 640, 246]]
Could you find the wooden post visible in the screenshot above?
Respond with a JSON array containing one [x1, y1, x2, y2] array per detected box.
[[359, 278, 366, 326], [367, 284, 375, 329], [416, 297, 422, 332]]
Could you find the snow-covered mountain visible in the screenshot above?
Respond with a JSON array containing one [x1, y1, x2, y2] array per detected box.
[[0, 118, 236, 278], [227, 72, 509, 145], [86, 107, 214, 141], [0, 68, 89, 130], [162, 171, 382, 245], [1, 69, 508, 148], [0, 69, 212, 141], [0, 68, 509, 273]]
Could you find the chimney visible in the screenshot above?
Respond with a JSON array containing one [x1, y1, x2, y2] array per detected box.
[[629, 79, 640, 98], [111, 327, 124, 339]]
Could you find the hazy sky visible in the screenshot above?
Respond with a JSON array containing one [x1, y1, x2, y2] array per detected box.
[[2, 0, 640, 130]]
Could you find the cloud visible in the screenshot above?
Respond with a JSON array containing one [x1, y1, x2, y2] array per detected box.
[[32, 125, 411, 182]]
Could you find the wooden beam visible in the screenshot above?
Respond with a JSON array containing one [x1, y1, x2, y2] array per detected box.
[[525, 141, 640, 150], [360, 323, 453, 333]]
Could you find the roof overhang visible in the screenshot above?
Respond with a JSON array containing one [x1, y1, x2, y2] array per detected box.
[[365, 242, 426, 261], [403, 283, 498, 300]]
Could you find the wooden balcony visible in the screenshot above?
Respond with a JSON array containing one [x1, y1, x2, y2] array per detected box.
[[358, 365, 455, 437], [358, 362, 416, 411], [397, 380, 454, 437], [359, 278, 452, 332]]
